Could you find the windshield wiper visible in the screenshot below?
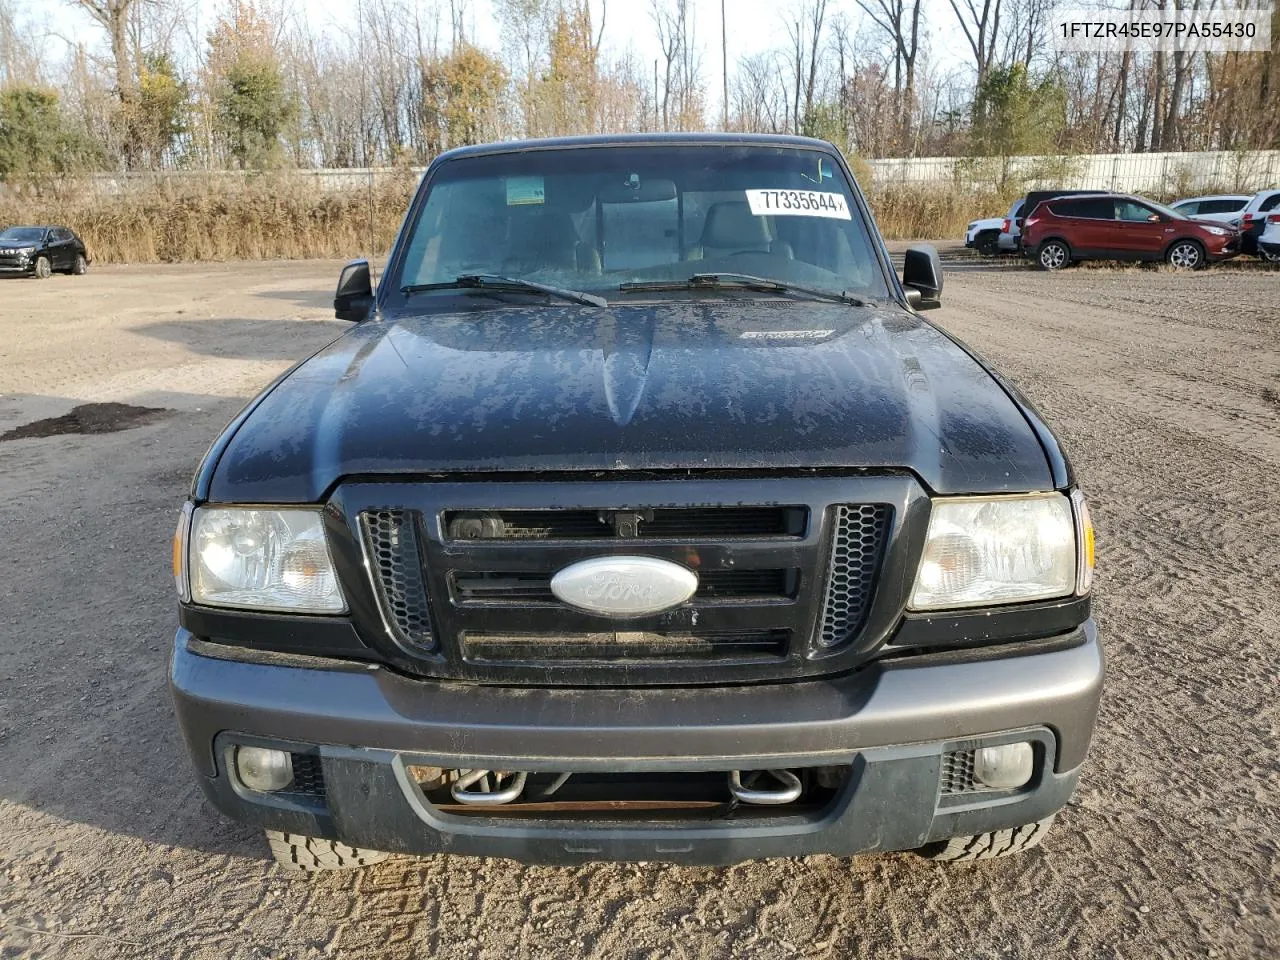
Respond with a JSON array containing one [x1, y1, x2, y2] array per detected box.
[[618, 273, 868, 307], [403, 274, 607, 308]]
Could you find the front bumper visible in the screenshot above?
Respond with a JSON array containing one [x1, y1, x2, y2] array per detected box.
[[1207, 238, 1241, 261], [171, 623, 1103, 865]]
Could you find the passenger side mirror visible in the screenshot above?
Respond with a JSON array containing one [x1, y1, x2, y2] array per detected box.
[[334, 259, 375, 322], [902, 245, 942, 310]]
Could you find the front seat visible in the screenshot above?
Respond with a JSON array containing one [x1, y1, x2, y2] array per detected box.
[[503, 210, 598, 274], [687, 202, 792, 261]]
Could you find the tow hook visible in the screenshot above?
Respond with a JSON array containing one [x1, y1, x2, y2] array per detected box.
[[450, 770, 528, 805], [727, 769, 803, 805]]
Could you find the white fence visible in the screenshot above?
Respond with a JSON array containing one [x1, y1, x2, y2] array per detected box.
[[868, 150, 1280, 193], [62, 149, 1280, 196]]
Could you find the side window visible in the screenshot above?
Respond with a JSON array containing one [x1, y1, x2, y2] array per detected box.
[[1201, 199, 1243, 215], [1115, 200, 1156, 222], [53, 229, 70, 242], [1052, 198, 1111, 219], [1260, 192, 1280, 213], [1173, 201, 1199, 216]]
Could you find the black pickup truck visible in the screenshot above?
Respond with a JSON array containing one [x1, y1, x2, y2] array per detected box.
[[170, 134, 1101, 872]]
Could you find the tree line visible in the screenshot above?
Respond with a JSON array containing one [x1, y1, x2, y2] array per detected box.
[[0, 0, 1277, 181]]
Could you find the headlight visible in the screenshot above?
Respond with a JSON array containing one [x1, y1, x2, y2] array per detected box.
[[186, 506, 346, 613], [1204, 226, 1227, 236], [909, 493, 1084, 611]]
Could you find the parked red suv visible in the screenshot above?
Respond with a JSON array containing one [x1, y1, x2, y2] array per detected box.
[[1022, 193, 1239, 270]]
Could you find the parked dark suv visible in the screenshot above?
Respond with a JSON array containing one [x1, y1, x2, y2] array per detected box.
[[1022, 193, 1239, 270], [0, 225, 89, 278], [170, 134, 1101, 874]]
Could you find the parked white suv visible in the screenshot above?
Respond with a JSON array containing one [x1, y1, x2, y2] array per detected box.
[[1238, 189, 1280, 256], [1170, 194, 1251, 224], [1258, 213, 1280, 262], [963, 199, 1022, 256]]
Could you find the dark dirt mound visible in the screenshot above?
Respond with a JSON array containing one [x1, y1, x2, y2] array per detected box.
[[0, 402, 173, 441]]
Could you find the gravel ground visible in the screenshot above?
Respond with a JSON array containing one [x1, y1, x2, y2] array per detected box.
[[0, 256, 1276, 959]]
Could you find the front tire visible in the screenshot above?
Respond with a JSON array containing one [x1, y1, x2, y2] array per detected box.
[[266, 830, 391, 873], [976, 233, 999, 257], [32, 256, 51, 279], [916, 816, 1056, 862], [1036, 240, 1070, 271], [1166, 239, 1205, 270]]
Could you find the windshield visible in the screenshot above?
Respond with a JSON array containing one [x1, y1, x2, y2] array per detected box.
[[393, 145, 890, 301], [0, 227, 45, 243]]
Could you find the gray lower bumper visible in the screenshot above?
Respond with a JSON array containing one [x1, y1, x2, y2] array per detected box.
[[170, 623, 1103, 864]]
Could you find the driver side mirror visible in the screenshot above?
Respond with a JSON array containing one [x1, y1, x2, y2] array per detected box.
[[334, 259, 374, 322], [902, 245, 942, 310]]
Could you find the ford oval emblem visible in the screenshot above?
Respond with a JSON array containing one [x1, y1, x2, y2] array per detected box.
[[550, 556, 698, 618]]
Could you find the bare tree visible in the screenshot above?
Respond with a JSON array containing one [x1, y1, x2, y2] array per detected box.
[[783, 0, 827, 133], [72, 0, 139, 100], [854, 0, 922, 147], [947, 0, 1002, 88], [651, 0, 700, 130], [1, 0, 47, 87]]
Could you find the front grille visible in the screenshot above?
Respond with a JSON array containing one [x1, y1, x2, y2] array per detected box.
[[452, 568, 796, 603], [443, 506, 806, 541], [351, 478, 900, 684], [464, 630, 789, 662], [360, 509, 435, 651], [940, 750, 977, 794], [817, 504, 891, 648]]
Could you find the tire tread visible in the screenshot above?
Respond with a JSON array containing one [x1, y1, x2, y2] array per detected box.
[[265, 830, 390, 873], [916, 815, 1055, 863]]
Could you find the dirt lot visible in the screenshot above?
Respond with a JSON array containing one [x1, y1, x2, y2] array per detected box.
[[0, 256, 1276, 959]]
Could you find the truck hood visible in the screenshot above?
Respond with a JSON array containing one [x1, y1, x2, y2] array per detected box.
[[207, 301, 1054, 502]]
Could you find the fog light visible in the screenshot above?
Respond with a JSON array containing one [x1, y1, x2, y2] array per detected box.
[[235, 746, 294, 792], [973, 742, 1034, 789]]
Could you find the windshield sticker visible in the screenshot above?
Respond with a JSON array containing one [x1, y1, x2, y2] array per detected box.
[[506, 176, 546, 206], [745, 189, 851, 220]]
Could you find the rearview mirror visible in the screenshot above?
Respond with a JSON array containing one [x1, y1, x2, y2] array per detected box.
[[598, 178, 678, 204], [902, 245, 942, 310], [334, 259, 374, 322]]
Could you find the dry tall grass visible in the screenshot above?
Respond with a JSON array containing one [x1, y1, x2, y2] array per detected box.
[[867, 186, 1017, 241], [0, 173, 1002, 263], [0, 173, 419, 264]]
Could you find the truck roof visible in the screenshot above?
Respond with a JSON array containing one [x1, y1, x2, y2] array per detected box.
[[435, 133, 841, 163]]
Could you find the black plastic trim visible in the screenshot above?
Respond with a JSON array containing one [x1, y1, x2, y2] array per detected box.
[[179, 606, 378, 661], [890, 595, 1091, 650]]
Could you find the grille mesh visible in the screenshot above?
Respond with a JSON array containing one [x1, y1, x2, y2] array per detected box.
[[286, 754, 326, 798], [361, 510, 435, 651], [940, 750, 977, 794], [816, 504, 891, 648]]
